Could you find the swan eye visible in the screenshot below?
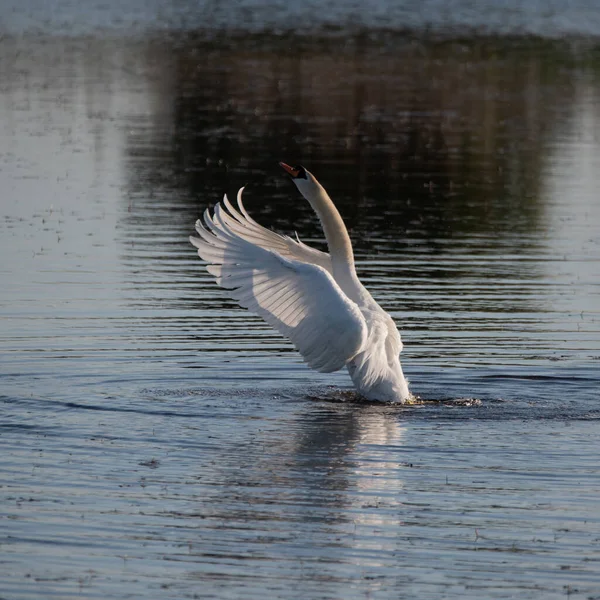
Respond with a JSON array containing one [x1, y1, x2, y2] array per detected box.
[[295, 165, 308, 180]]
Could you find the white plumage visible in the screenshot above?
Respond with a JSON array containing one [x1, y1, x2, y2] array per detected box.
[[190, 164, 411, 402]]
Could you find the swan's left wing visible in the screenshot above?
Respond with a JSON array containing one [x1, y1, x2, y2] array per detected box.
[[190, 205, 367, 373]]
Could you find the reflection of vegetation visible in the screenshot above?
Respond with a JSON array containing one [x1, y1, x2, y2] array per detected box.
[[162, 34, 589, 257], [112, 32, 600, 362]]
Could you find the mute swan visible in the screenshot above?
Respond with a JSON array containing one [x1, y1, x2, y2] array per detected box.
[[189, 163, 411, 403]]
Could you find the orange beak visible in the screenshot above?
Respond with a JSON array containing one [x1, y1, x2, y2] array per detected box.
[[279, 162, 300, 178]]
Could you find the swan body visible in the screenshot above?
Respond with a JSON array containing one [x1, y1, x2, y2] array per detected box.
[[190, 163, 411, 403]]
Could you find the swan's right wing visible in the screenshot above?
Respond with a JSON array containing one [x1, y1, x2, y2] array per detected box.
[[190, 205, 367, 373], [220, 188, 333, 273]]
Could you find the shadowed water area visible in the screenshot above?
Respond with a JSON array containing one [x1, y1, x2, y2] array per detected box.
[[1, 4, 600, 598]]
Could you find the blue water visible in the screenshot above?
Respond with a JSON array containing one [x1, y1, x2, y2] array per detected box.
[[1, 7, 600, 599], [3, 0, 600, 37]]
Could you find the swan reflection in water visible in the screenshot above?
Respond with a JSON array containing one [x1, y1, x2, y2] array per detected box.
[[273, 401, 408, 568], [190, 163, 412, 403]]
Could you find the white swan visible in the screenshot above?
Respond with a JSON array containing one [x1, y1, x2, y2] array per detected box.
[[190, 163, 411, 403]]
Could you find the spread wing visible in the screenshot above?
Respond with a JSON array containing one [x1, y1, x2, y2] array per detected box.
[[190, 200, 367, 373], [219, 188, 332, 273]]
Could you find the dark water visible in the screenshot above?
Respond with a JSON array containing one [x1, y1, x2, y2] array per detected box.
[[1, 6, 600, 599]]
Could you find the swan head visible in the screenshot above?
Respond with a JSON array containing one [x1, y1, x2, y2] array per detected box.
[[279, 162, 322, 197]]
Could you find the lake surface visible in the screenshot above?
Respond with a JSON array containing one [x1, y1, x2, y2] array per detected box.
[[1, 4, 600, 598]]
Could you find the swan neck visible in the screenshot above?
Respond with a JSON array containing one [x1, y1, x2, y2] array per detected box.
[[306, 183, 355, 273]]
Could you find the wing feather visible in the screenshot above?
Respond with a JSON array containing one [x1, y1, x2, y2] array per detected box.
[[190, 196, 367, 373], [201, 187, 334, 274]]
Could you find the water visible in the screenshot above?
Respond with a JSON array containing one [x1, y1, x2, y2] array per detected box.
[[1, 4, 600, 598]]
